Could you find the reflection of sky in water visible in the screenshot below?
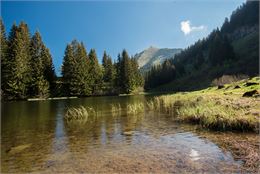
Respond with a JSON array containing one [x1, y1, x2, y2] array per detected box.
[[128, 131, 235, 165], [1, 96, 248, 173], [53, 102, 68, 153]]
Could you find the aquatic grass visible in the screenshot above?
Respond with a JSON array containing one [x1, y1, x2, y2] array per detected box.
[[64, 106, 98, 124], [126, 102, 145, 115], [110, 103, 122, 117]]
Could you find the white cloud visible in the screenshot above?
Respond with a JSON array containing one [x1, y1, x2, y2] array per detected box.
[[181, 20, 206, 35]]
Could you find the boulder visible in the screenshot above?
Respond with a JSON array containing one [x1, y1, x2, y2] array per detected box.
[[217, 85, 224, 89], [242, 90, 259, 97]]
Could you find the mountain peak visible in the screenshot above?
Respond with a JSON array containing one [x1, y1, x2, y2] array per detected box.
[[134, 47, 182, 72]]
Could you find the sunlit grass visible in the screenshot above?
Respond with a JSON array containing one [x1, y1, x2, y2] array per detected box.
[[110, 103, 122, 117], [127, 102, 144, 115], [64, 106, 97, 124], [148, 77, 260, 132]]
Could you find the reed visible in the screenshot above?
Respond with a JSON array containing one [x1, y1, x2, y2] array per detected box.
[[64, 106, 97, 124], [126, 102, 144, 115], [110, 103, 122, 116]]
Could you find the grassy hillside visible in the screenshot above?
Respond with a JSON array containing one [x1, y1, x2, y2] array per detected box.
[[150, 77, 260, 132]]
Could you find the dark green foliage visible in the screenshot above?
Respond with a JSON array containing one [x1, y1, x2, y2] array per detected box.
[[130, 57, 144, 88], [145, 59, 176, 89], [5, 22, 31, 99], [29, 31, 50, 98], [0, 19, 8, 97], [228, 1, 259, 33], [1, 21, 56, 100], [102, 51, 115, 84], [1, 20, 144, 99], [62, 40, 90, 96], [115, 50, 144, 93], [41, 45, 56, 95], [209, 30, 235, 66], [102, 51, 116, 93], [88, 49, 103, 94]]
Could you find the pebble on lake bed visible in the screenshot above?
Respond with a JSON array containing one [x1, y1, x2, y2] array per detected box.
[[6, 144, 32, 154]]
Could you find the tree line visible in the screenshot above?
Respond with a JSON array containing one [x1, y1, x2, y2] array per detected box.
[[144, 1, 258, 90], [1, 20, 143, 100], [61, 40, 143, 96]]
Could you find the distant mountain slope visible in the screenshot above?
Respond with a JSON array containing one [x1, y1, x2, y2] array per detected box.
[[145, 1, 259, 91], [134, 46, 182, 72]]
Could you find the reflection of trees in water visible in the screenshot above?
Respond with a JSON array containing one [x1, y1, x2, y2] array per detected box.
[[1, 100, 58, 172]]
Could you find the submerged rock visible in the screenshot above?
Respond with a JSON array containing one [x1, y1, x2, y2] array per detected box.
[[6, 144, 32, 154], [122, 131, 135, 136]]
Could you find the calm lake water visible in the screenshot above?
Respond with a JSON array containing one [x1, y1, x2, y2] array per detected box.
[[1, 95, 257, 173]]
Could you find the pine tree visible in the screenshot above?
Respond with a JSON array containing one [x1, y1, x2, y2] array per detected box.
[[121, 50, 135, 93], [61, 40, 90, 96], [209, 31, 235, 66], [102, 51, 115, 84], [41, 45, 56, 95], [88, 49, 102, 94], [6, 22, 31, 99], [115, 53, 123, 90], [130, 58, 144, 88], [221, 17, 230, 33], [29, 31, 49, 98], [0, 19, 8, 97], [102, 51, 109, 82], [61, 44, 74, 95]]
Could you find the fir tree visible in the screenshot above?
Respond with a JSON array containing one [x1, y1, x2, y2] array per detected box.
[[41, 45, 56, 95], [29, 31, 49, 98], [88, 49, 102, 94], [61, 40, 90, 96], [102, 51, 115, 84], [6, 22, 31, 99], [0, 19, 8, 97]]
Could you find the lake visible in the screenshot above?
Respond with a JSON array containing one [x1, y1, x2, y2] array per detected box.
[[1, 95, 257, 173]]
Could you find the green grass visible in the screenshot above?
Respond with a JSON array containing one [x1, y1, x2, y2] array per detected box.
[[150, 77, 260, 132], [64, 106, 98, 124], [126, 102, 144, 115], [64, 77, 259, 131]]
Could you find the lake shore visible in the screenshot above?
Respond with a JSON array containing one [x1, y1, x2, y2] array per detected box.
[[146, 77, 260, 172], [149, 77, 260, 133]]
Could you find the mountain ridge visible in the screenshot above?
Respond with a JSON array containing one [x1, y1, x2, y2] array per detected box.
[[134, 46, 182, 72]]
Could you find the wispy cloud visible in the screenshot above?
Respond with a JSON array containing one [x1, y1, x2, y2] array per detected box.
[[181, 20, 206, 35]]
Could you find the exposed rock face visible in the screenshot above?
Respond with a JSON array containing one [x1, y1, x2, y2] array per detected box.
[[134, 46, 182, 72]]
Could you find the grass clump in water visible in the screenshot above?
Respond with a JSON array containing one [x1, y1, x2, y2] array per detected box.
[[110, 103, 122, 116], [127, 102, 144, 115], [64, 106, 97, 124]]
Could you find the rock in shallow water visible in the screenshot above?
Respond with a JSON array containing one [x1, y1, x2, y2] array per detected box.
[[6, 144, 32, 154]]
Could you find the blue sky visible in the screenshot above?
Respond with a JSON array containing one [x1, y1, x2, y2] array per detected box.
[[2, 0, 245, 75]]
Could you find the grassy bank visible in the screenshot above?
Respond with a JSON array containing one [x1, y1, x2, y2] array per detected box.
[[149, 77, 260, 132]]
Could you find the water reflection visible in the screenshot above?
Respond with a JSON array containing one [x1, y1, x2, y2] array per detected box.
[[1, 95, 255, 173], [52, 101, 68, 152]]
